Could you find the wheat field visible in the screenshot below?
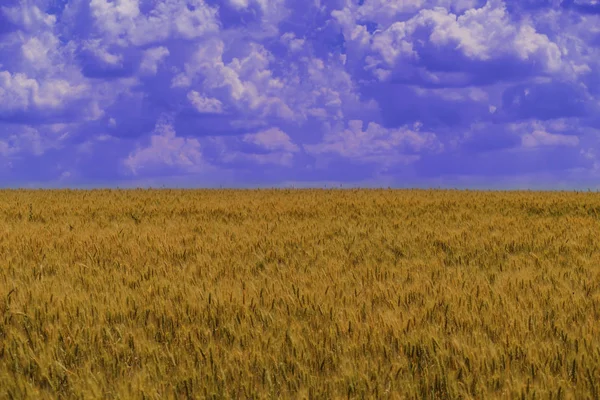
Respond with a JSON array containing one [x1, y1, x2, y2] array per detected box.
[[0, 189, 599, 399]]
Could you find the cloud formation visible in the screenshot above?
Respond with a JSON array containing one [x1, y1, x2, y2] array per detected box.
[[1, 0, 599, 188]]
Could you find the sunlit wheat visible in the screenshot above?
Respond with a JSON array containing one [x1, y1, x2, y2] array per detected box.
[[0, 189, 598, 399]]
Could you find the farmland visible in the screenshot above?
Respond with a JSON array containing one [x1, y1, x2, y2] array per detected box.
[[0, 189, 599, 399]]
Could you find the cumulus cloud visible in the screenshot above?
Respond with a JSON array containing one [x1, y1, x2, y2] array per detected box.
[[175, 39, 295, 119], [0, 126, 45, 157], [0, 71, 87, 113], [336, 0, 565, 86], [305, 120, 442, 167], [243, 127, 299, 152], [0, 0, 599, 187], [88, 0, 220, 45], [522, 129, 580, 148], [280, 32, 305, 52], [139, 46, 170, 75], [187, 90, 224, 113], [212, 127, 300, 167], [124, 117, 207, 175]]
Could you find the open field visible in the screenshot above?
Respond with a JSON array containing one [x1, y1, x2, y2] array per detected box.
[[0, 189, 599, 399]]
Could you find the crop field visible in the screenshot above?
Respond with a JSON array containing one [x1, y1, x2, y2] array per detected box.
[[0, 189, 599, 399]]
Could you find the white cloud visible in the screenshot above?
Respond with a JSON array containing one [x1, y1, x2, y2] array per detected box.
[[212, 127, 300, 167], [296, 56, 370, 122], [337, 0, 565, 83], [0, 125, 63, 157], [238, 0, 290, 37], [413, 85, 490, 102], [522, 130, 579, 148], [89, 0, 220, 46], [89, 0, 141, 41], [170, 73, 192, 88], [179, 39, 295, 119], [280, 32, 305, 52], [1, 0, 598, 185], [0, 1, 132, 126], [581, 147, 600, 173], [140, 46, 170, 75], [124, 118, 206, 174], [2, 3, 56, 30], [305, 120, 442, 165], [423, 2, 562, 66], [0, 72, 34, 112], [21, 35, 58, 71], [352, 0, 483, 29], [228, 0, 250, 10], [243, 127, 299, 152], [83, 39, 124, 66], [187, 90, 223, 113], [0, 71, 87, 112]]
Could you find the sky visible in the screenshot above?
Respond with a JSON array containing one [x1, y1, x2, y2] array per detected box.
[[1, 0, 600, 189]]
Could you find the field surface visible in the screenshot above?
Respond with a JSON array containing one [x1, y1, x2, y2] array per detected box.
[[0, 189, 599, 399]]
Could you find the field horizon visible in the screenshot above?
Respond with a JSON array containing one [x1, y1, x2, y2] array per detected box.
[[1, 189, 599, 399]]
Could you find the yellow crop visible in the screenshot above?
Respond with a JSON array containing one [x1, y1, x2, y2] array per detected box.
[[0, 189, 599, 399]]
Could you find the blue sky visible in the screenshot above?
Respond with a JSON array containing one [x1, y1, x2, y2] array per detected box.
[[1, 0, 600, 189]]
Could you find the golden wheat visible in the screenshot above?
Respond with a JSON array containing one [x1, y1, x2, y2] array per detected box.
[[0, 189, 599, 399]]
